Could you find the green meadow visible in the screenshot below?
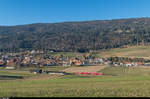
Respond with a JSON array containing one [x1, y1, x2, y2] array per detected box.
[[1, 66, 150, 97]]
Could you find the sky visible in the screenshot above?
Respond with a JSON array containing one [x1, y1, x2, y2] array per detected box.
[[0, 0, 150, 26]]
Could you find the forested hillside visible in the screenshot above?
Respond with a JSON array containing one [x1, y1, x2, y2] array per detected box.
[[1, 18, 150, 52]]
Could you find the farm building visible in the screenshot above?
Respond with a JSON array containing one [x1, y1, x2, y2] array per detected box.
[[30, 69, 43, 74]]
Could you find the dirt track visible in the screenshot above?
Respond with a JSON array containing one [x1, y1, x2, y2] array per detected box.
[[61, 65, 106, 73]]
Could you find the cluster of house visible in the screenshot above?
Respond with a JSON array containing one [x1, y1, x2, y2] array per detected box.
[[111, 62, 146, 67], [0, 53, 109, 68], [0, 51, 150, 69]]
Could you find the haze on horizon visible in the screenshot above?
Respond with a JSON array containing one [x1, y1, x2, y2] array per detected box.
[[0, 0, 150, 26]]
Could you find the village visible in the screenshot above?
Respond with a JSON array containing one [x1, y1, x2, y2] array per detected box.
[[0, 50, 150, 70]]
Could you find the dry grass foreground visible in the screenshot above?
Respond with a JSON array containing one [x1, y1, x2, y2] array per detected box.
[[61, 65, 106, 73]]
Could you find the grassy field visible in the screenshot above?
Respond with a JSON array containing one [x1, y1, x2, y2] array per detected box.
[[62, 65, 106, 73], [92, 45, 150, 59], [40, 45, 150, 59], [45, 52, 85, 58], [1, 66, 150, 97], [18, 66, 70, 71]]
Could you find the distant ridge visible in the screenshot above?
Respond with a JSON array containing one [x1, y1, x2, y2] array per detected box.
[[0, 17, 150, 52]]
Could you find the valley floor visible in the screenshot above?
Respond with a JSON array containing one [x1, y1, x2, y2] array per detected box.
[[0, 66, 150, 97]]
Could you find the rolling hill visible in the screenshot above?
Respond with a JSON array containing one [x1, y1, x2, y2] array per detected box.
[[1, 18, 150, 52]]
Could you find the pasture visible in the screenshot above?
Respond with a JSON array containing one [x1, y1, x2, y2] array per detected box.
[[1, 66, 150, 97], [43, 45, 150, 59], [91, 45, 150, 59]]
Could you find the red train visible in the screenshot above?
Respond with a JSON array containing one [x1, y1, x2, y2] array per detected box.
[[76, 72, 104, 76]]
